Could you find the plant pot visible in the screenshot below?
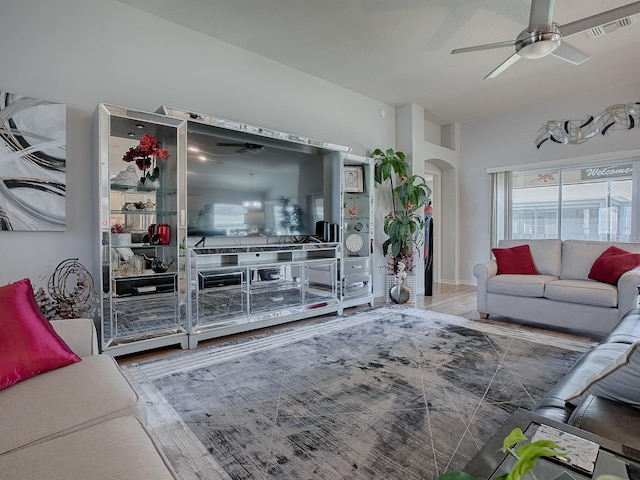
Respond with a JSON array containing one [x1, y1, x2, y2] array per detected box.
[[111, 233, 131, 246], [389, 283, 411, 304]]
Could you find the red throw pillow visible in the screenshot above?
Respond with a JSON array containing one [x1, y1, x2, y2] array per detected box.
[[492, 244, 539, 275], [589, 246, 640, 285], [0, 278, 81, 391]]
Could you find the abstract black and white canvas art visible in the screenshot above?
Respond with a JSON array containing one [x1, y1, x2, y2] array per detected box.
[[0, 91, 66, 231]]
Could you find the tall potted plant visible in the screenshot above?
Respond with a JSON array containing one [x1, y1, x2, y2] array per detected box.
[[373, 148, 431, 299]]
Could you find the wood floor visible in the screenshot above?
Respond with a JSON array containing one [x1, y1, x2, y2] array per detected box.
[[117, 283, 596, 366], [117, 283, 479, 365], [418, 283, 480, 318]]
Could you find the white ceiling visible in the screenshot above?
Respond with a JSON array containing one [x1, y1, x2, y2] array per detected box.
[[118, 0, 640, 125]]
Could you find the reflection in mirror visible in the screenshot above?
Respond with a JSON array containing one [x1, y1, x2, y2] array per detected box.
[[186, 128, 333, 239]]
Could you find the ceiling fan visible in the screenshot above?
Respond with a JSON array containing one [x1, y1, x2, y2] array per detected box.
[[216, 142, 265, 154], [451, 0, 640, 79]]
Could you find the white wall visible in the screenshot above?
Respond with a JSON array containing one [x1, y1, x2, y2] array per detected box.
[[0, 0, 394, 290], [459, 80, 640, 285], [396, 104, 461, 291], [7, 0, 635, 295]]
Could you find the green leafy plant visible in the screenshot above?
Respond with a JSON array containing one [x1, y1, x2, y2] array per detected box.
[[372, 148, 431, 274], [278, 196, 304, 234], [435, 428, 565, 480], [497, 428, 565, 480]]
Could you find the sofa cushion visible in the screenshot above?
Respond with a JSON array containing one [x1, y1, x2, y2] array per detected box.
[[588, 245, 640, 285], [561, 240, 640, 280], [487, 274, 557, 297], [0, 354, 146, 455], [0, 278, 80, 391], [568, 395, 640, 451], [492, 244, 538, 274], [0, 416, 177, 479], [566, 341, 640, 407], [544, 279, 618, 308], [498, 239, 561, 277], [561, 240, 610, 280]]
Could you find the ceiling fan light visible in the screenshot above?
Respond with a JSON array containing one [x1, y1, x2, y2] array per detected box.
[[518, 39, 559, 59], [516, 28, 561, 59], [246, 145, 263, 154]]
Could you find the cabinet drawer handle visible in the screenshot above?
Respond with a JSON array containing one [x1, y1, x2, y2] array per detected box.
[[272, 296, 284, 302], [351, 265, 362, 269]]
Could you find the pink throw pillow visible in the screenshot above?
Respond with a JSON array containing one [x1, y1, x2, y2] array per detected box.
[[492, 244, 539, 275], [0, 278, 81, 391], [588, 246, 640, 285]]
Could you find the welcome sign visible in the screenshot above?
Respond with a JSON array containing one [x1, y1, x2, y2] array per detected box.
[[581, 165, 632, 180]]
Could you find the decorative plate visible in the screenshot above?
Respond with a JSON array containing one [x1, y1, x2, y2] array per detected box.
[[345, 233, 363, 253]]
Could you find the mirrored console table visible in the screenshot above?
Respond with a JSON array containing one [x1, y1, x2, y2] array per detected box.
[[187, 243, 339, 348]]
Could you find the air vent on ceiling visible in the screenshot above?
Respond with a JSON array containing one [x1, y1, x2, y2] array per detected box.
[[586, 15, 637, 38]]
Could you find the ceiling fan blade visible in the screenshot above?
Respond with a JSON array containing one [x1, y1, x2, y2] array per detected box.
[[550, 42, 591, 65], [451, 40, 515, 55], [217, 142, 245, 147], [484, 53, 520, 79], [529, 0, 555, 30], [559, 1, 640, 38]]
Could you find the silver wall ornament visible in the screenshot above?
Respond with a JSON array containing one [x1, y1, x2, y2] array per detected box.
[[0, 91, 66, 231], [536, 101, 639, 149]]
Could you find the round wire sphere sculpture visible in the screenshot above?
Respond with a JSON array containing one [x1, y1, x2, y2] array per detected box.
[[47, 258, 94, 309]]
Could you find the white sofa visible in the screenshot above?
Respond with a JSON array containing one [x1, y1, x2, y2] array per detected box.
[[474, 239, 640, 337], [0, 318, 177, 479]]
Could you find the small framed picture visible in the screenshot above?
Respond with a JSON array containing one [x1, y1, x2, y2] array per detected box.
[[344, 165, 364, 193]]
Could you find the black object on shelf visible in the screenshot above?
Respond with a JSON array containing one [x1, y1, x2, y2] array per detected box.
[[114, 274, 176, 297]]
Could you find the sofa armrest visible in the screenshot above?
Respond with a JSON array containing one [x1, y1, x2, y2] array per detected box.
[[617, 266, 640, 320], [473, 260, 498, 316], [51, 318, 99, 357]]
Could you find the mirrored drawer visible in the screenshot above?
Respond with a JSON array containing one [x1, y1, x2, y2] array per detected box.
[[342, 257, 370, 275], [250, 283, 302, 314], [342, 274, 371, 298]]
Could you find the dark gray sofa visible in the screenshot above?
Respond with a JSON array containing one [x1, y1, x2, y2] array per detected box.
[[532, 308, 640, 450]]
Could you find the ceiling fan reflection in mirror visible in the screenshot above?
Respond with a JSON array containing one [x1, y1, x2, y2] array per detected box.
[[216, 142, 265, 154], [451, 0, 640, 79]]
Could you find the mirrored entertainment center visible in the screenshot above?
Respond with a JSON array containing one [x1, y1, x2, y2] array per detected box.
[[96, 103, 374, 356]]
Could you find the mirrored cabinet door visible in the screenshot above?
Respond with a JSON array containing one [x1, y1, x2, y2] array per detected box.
[[339, 153, 374, 312], [96, 103, 188, 356]]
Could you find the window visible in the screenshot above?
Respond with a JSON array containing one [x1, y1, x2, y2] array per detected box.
[[511, 170, 559, 239], [492, 161, 638, 245], [213, 204, 246, 234]]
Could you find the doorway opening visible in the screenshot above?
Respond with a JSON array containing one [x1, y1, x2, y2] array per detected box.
[[422, 174, 437, 295]]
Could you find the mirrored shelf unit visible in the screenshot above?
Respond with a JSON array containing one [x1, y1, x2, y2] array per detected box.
[[339, 153, 375, 313], [96, 103, 189, 357], [95, 103, 374, 357]]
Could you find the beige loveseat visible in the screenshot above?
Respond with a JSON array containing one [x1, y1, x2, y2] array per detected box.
[[474, 239, 640, 337], [0, 318, 177, 479]]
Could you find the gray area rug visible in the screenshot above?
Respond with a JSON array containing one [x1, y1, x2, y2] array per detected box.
[[124, 305, 593, 480]]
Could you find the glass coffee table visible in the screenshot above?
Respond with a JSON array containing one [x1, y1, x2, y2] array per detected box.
[[464, 409, 640, 479]]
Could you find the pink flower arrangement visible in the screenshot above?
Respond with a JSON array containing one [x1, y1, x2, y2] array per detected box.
[[122, 134, 170, 183], [388, 247, 415, 274], [110, 222, 133, 234]]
